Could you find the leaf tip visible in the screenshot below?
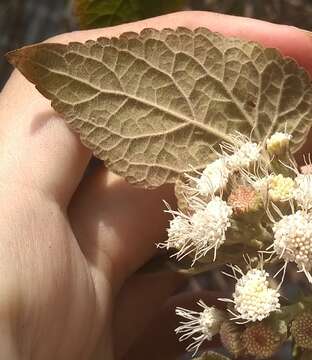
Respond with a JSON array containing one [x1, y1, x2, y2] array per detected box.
[[5, 49, 22, 68], [5, 45, 34, 72]]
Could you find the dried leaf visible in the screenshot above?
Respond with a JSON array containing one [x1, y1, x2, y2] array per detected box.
[[74, 0, 186, 29], [7, 28, 312, 187]]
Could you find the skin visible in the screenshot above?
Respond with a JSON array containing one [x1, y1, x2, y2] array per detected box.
[[0, 10, 312, 360]]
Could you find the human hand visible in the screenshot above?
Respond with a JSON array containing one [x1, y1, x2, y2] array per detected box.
[[1, 11, 312, 360]]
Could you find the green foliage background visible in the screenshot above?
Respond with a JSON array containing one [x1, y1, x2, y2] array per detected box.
[[74, 0, 186, 29]]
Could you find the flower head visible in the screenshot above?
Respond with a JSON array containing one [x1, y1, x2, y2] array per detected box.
[[158, 197, 232, 264], [189, 133, 262, 198], [291, 311, 312, 349], [190, 197, 233, 262], [220, 263, 280, 324], [242, 322, 285, 359], [194, 158, 230, 196], [220, 320, 245, 358], [293, 174, 312, 210], [221, 133, 261, 172], [249, 175, 270, 195], [228, 142, 261, 171], [273, 211, 312, 283], [175, 300, 225, 354], [158, 214, 193, 254], [268, 174, 295, 202], [266, 132, 292, 156], [185, 132, 263, 209], [228, 184, 263, 216]]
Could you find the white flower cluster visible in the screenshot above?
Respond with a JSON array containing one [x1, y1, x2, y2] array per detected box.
[[195, 158, 230, 196], [175, 300, 225, 354], [253, 168, 312, 209], [160, 135, 261, 264], [192, 134, 261, 197], [235, 133, 312, 284], [258, 146, 312, 283], [159, 197, 232, 263], [268, 174, 295, 202], [176, 262, 281, 354], [220, 264, 280, 324], [161, 130, 312, 356], [273, 211, 312, 283], [227, 141, 261, 171], [293, 174, 312, 211], [191, 197, 233, 261], [266, 132, 292, 156]]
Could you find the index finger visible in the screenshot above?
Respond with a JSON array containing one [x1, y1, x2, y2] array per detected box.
[[64, 11, 312, 73]]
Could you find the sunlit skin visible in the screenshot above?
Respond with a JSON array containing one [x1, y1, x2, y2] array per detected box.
[[0, 10, 312, 360]]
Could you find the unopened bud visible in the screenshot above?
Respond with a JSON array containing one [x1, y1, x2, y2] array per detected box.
[[242, 322, 285, 359], [266, 132, 291, 156], [291, 311, 312, 350], [228, 185, 262, 216], [219, 320, 245, 358], [268, 174, 295, 202]]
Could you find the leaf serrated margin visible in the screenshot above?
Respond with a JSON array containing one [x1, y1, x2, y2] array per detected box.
[[7, 27, 312, 187]]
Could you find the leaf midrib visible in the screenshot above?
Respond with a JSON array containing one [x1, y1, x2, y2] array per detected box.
[[63, 44, 254, 139], [33, 59, 234, 144], [68, 41, 259, 140]]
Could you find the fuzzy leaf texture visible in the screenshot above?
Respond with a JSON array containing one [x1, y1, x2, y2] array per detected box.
[[74, 0, 186, 29], [7, 28, 312, 187]]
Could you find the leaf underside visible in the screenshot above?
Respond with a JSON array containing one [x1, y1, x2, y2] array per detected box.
[[7, 27, 312, 188]]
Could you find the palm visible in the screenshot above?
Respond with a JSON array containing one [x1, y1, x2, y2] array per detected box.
[[2, 163, 174, 360], [0, 186, 112, 359]]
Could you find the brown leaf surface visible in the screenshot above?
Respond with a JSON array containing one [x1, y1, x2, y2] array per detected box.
[[7, 28, 312, 187]]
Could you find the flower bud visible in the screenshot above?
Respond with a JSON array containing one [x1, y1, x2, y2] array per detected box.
[[291, 311, 312, 349], [268, 174, 294, 202], [228, 185, 262, 216], [219, 320, 245, 358], [242, 322, 285, 359], [266, 132, 291, 156]]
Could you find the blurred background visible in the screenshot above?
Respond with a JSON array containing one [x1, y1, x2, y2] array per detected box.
[[1, 0, 312, 88]]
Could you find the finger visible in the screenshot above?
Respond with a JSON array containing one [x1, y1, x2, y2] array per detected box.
[[69, 167, 176, 289], [124, 289, 222, 360], [61, 11, 312, 73], [113, 271, 185, 358], [0, 72, 91, 206], [3, 12, 312, 205]]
